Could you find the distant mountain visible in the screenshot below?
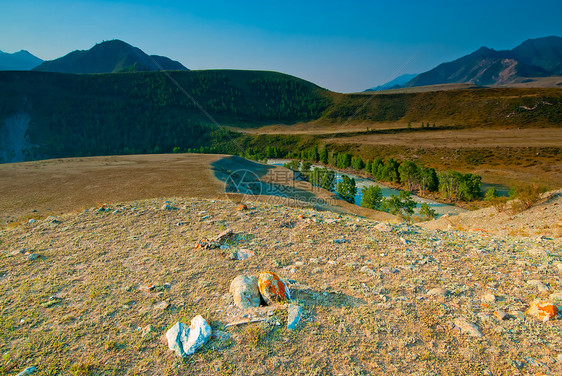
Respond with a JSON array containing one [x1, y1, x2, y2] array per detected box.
[[33, 39, 188, 74], [406, 36, 562, 87], [0, 50, 43, 70], [365, 73, 418, 91]]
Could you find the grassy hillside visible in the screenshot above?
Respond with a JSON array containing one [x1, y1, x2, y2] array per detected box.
[[1, 70, 562, 163], [322, 88, 562, 126], [0, 70, 329, 161]]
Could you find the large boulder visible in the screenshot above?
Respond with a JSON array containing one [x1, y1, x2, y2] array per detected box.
[[229, 275, 261, 309], [166, 315, 212, 357], [257, 271, 290, 305]]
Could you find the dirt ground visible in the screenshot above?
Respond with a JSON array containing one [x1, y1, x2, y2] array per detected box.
[[1, 196, 561, 375], [0, 154, 394, 226]]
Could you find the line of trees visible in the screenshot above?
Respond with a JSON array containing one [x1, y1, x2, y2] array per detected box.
[[291, 145, 481, 202]]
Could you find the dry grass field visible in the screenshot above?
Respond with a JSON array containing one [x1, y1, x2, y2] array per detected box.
[[1, 196, 561, 375], [0, 154, 394, 227]]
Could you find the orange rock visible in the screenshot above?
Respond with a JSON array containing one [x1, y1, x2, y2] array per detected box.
[[526, 300, 558, 321], [257, 271, 290, 305], [236, 204, 248, 211]]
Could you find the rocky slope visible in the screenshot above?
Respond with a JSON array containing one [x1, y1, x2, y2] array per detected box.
[[0, 197, 561, 375]]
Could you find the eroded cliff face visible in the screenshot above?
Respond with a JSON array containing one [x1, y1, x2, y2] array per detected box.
[[0, 113, 32, 163]]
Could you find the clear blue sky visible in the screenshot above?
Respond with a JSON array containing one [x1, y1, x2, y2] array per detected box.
[[1, 0, 561, 92]]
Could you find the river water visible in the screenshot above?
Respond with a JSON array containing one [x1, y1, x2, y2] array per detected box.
[[267, 159, 468, 217]]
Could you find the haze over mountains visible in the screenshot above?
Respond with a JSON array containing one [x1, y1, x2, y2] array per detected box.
[[404, 36, 562, 88], [0, 50, 43, 70], [33, 39, 188, 74], [365, 73, 418, 92]]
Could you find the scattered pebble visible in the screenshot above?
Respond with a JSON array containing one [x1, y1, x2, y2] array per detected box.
[[453, 318, 484, 337], [427, 287, 451, 297]]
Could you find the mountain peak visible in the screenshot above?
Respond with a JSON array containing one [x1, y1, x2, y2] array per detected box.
[[0, 49, 43, 70], [33, 40, 188, 74], [406, 36, 562, 87]]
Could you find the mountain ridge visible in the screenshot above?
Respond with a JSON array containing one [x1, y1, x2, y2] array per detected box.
[[364, 73, 417, 92], [33, 39, 188, 73], [0, 49, 43, 70], [406, 36, 562, 87]]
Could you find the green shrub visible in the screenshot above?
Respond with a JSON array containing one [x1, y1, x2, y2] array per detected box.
[[361, 186, 383, 209]]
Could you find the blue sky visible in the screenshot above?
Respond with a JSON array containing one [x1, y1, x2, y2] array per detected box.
[[1, 0, 561, 92]]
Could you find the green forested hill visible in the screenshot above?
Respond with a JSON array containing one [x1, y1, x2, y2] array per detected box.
[[0, 70, 330, 161], [1, 69, 561, 163]]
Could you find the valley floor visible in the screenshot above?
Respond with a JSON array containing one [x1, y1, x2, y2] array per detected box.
[[1, 197, 561, 375]]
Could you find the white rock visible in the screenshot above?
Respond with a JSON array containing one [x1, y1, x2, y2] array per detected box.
[[427, 287, 450, 297], [17, 367, 37, 376], [27, 253, 39, 261], [236, 248, 255, 260], [549, 292, 562, 302], [229, 275, 261, 309], [528, 248, 548, 257], [360, 265, 376, 276], [453, 318, 483, 337], [527, 279, 549, 292], [374, 222, 392, 232], [482, 293, 496, 302], [166, 316, 212, 357], [287, 304, 303, 330]]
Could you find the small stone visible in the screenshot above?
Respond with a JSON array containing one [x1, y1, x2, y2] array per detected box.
[[380, 267, 399, 274], [229, 275, 261, 309], [427, 287, 450, 297], [453, 318, 483, 337], [154, 301, 170, 310], [482, 293, 496, 302], [482, 370, 493, 376], [16, 367, 37, 376], [511, 360, 524, 369], [526, 300, 558, 321], [236, 204, 248, 211], [28, 219, 35, 224], [494, 310, 508, 320], [511, 311, 525, 320], [549, 292, 562, 302], [161, 203, 176, 210], [166, 316, 212, 357], [141, 325, 154, 337], [27, 253, 39, 261], [374, 222, 392, 232], [557, 353, 562, 362], [528, 248, 548, 257], [236, 248, 255, 260], [287, 304, 303, 330], [527, 279, 549, 292], [333, 238, 346, 244], [360, 265, 376, 276], [258, 271, 290, 305], [556, 263, 562, 272]]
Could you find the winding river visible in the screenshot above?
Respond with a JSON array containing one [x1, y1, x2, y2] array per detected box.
[[267, 159, 468, 217]]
